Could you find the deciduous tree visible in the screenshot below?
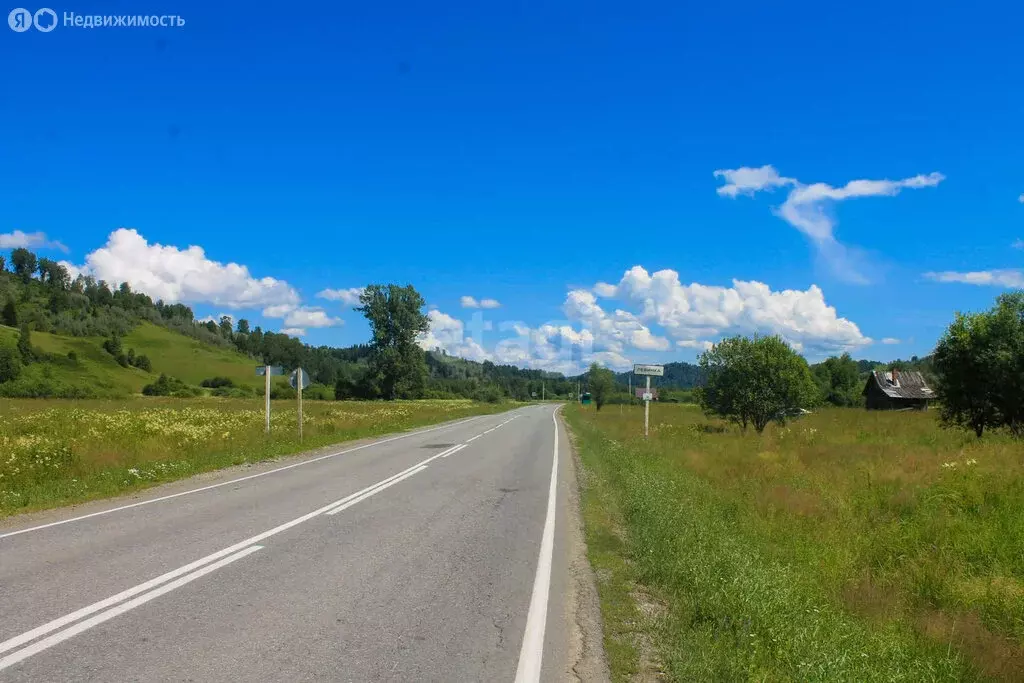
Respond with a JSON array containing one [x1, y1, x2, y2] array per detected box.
[[357, 284, 429, 400], [587, 362, 616, 411]]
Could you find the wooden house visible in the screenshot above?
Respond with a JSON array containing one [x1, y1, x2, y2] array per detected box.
[[862, 369, 934, 410]]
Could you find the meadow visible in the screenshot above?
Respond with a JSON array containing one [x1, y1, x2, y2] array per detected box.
[[564, 403, 1024, 682], [0, 397, 511, 517]]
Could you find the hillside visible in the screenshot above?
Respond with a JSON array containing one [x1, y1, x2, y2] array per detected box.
[[0, 322, 260, 397]]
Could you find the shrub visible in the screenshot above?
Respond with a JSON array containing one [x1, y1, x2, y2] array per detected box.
[[134, 354, 152, 372], [0, 345, 22, 383], [142, 374, 201, 398], [200, 376, 235, 389], [66, 350, 77, 362]]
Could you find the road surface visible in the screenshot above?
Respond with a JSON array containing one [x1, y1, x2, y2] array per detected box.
[[0, 404, 593, 681]]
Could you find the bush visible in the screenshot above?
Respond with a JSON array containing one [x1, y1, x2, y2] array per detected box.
[[270, 384, 297, 400], [142, 374, 201, 398], [66, 350, 77, 362], [133, 354, 152, 372], [102, 334, 122, 357], [200, 376, 235, 389], [474, 385, 503, 404], [0, 345, 22, 383], [211, 385, 255, 398]]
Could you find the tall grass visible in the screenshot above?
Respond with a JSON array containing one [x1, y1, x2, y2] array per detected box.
[[565, 403, 1024, 681], [0, 398, 512, 517]]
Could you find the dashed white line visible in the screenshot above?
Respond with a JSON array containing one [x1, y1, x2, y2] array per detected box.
[[441, 444, 468, 458], [465, 435, 481, 443], [325, 466, 427, 516], [0, 414, 491, 540], [514, 406, 560, 683]]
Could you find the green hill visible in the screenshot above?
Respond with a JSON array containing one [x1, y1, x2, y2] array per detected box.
[[0, 322, 259, 397]]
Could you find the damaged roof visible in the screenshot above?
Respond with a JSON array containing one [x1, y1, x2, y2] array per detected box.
[[864, 370, 935, 400]]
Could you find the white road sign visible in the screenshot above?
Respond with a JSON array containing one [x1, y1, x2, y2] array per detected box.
[[289, 368, 312, 390], [633, 364, 664, 377], [642, 392, 653, 401]]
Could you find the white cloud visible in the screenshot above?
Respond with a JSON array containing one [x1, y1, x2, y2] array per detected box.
[[316, 287, 364, 305], [606, 265, 871, 354], [67, 229, 300, 309], [714, 165, 795, 198], [1018, 193, 1024, 203], [593, 282, 618, 297], [1012, 239, 1024, 250], [262, 304, 295, 318], [677, 339, 714, 351], [283, 307, 342, 328], [0, 230, 68, 253], [198, 313, 234, 325], [924, 269, 1024, 288], [562, 289, 672, 353], [716, 166, 944, 283], [460, 295, 502, 309], [417, 310, 490, 361], [881, 337, 901, 345], [280, 328, 306, 337]]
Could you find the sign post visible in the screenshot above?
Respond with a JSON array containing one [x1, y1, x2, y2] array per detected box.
[[256, 365, 285, 434], [289, 368, 311, 440], [633, 364, 664, 439]]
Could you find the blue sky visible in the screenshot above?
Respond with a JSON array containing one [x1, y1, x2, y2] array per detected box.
[[2, 1, 1022, 373]]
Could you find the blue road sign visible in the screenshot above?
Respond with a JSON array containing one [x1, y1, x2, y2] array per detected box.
[[256, 365, 285, 376]]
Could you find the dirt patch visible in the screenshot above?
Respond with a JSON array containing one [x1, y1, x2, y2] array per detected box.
[[561, 413, 612, 682], [916, 609, 1024, 681]]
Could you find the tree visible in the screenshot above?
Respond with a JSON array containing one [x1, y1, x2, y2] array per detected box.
[[0, 345, 21, 383], [0, 255, 5, 272], [236, 318, 250, 335], [698, 335, 818, 433], [812, 353, 862, 406], [357, 284, 430, 400], [1, 300, 16, 327], [10, 248, 38, 284], [587, 362, 616, 411], [17, 323, 33, 362], [219, 315, 233, 339], [934, 292, 1024, 438], [102, 334, 123, 357]]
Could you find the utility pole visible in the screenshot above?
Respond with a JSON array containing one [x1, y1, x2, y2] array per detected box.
[[628, 373, 632, 405], [644, 375, 651, 438], [264, 366, 271, 435], [542, 381, 545, 401]]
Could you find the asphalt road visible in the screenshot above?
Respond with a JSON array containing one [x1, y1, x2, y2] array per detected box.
[[0, 404, 585, 682]]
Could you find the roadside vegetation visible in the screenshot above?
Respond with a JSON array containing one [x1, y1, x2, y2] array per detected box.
[[566, 403, 1023, 681], [0, 398, 512, 517]]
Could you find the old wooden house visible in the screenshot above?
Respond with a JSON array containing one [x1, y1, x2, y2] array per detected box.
[[862, 369, 934, 410]]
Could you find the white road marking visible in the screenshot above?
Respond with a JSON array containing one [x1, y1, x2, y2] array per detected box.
[[0, 441, 471, 665], [0, 545, 263, 672], [441, 444, 468, 458], [0, 415, 493, 540], [514, 406, 560, 683], [465, 435, 481, 443], [325, 466, 427, 516], [483, 428, 495, 434]]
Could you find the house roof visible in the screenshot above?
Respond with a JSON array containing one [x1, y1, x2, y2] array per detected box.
[[864, 370, 935, 400]]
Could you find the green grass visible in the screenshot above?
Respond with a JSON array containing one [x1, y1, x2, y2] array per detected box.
[[0, 398, 516, 517], [0, 322, 261, 396], [565, 403, 1024, 681]]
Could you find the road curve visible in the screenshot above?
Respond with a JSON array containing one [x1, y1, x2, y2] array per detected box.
[[0, 404, 580, 682]]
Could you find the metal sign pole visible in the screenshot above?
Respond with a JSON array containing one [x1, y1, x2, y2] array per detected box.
[[297, 368, 303, 441], [644, 375, 651, 438], [264, 367, 271, 435]]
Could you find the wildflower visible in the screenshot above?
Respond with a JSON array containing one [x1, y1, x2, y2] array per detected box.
[[966, 458, 978, 466], [942, 462, 957, 469]]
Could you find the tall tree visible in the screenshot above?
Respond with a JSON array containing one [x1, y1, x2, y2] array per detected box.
[[812, 353, 862, 406], [934, 292, 1024, 438], [1, 300, 16, 327], [17, 323, 33, 362], [587, 363, 616, 411], [236, 318, 250, 335], [698, 335, 818, 433], [10, 248, 38, 284], [219, 315, 234, 339], [357, 284, 430, 400]]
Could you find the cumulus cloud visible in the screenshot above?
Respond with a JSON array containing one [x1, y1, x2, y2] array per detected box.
[[317, 287, 364, 305], [280, 328, 306, 337], [1012, 239, 1023, 250], [460, 296, 502, 309], [716, 166, 944, 283], [563, 290, 671, 353], [67, 229, 300, 309], [881, 337, 901, 345], [1019, 193, 1024, 203], [283, 307, 342, 328], [714, 165, 795, 198], [0, 230, 68, 253], [924, 269, 1024, 288], [417, 310, 490, 361], [605, 265, 871, 354], [198, 313, 233, 325]]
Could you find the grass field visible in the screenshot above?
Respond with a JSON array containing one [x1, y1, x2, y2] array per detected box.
[[564, 403, 1024, 682], [0, 322, 260, 396], [0, 398, 513, 518]]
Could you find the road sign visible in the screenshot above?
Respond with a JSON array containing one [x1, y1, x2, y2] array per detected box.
[[633, 363, 664, 377], [256, 365, 284, 376], [636, 387, 659, 400], [289, 368, 311, 390], [641, 392, 653, 401]]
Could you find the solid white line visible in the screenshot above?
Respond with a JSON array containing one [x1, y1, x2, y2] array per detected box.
[[441, 444, 468, 458], [0, 415, 490, 540], [514, 406, 560, 683], [0, 545, 263, 672], [483, 428, 495, 434], [325, 466, 427, 516], [465, 435, 481, 443]]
